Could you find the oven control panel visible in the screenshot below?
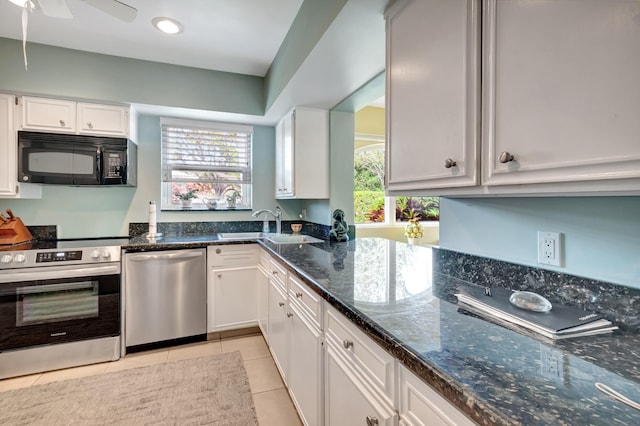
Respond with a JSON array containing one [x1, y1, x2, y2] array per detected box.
[[36, 251, 83, 263]]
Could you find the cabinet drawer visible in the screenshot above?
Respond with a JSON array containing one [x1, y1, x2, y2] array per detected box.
[[269, 258, 288, 291], [288, 274, 322, 327], [325, 304, 395, 405], [207, 244, 258, 267]]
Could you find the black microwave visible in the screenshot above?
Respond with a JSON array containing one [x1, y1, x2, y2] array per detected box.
[[18, 131, 137, 186]]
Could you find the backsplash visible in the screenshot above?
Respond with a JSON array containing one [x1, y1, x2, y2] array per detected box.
[[26, 226, 57, 241], [433, 247, 640, 332], [127, 220, 354, 239]]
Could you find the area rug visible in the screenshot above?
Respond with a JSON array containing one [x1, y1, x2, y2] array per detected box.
[[0, 351, 258, 425]]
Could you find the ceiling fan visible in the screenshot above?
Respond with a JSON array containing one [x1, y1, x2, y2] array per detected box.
[[7, 0, 138, 22], [8, 0, 137, 70]]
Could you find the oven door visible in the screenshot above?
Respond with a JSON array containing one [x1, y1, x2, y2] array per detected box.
[[0, 263, 120, 352]]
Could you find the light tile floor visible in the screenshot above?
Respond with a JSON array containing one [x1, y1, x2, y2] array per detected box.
[[0, 334, 302, 426]]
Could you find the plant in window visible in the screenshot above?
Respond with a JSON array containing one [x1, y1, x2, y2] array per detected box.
[[225, 189, 241, 209], [173, 188, 198, 201]]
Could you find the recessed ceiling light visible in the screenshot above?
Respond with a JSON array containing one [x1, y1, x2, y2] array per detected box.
[[152, 17, 183, 35]]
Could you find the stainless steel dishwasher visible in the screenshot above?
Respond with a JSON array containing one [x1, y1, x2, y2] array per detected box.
[[124, 248, 206, 348]]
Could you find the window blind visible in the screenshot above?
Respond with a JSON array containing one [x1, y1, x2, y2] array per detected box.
[[161, 118, 253, 184]]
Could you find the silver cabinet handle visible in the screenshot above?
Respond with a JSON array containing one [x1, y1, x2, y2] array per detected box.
[[444, 158, 456, 168], [366, 416, 379, 426], [295, 292, 303, 298], [217, 273, 222, 278], [59, 120, 65, 127], [128, 251, 203, 261], [499, 151, 515, 163], [215, 248, 222, 254], [287, 312, 293, 318], [343, 339, 353, 350], [87, 122, 93, 129], [272, 270, 278, 275], [278, 302, 285, 307]]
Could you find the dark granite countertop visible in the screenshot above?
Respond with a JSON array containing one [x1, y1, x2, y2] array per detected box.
[[122, 236, 640, 425]]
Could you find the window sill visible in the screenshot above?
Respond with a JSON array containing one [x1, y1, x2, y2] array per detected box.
[[355, 221, 439, 228], [161, 206, 252, 212]]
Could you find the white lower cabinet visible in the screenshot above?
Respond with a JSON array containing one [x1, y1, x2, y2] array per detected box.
[[287, 276, 323, 426], [399, 364, 475, 426], [325, 342, 397, 426], [257, 265, 270, 339], [268, 278, 289, 383], [206, 245, 259, 333]]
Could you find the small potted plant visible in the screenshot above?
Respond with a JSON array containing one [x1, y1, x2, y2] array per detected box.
[[225, 190, 241, 209], [404, 210, 423, 245], [174, 189, 198, 208]]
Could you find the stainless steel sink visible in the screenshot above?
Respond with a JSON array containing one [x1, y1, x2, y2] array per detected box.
[[217, 232, 263, 240], [216, 232, 323, 244], [265, 234, 324, 244]]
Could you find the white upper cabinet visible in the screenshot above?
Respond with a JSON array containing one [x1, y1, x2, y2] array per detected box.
[[0, 94, 41, 199], [385, 0, 481, 192], [20, 97, 76, 133], [19, 96, 129, 137], [482, 0, 640, 187], [386, 0, 640, 195], [77, 102, 129, 136], [275, 107, 329, 199]]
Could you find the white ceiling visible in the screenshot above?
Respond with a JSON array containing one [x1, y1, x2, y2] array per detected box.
[[0, 0, 303, 76], [0, 0, 386, 125]]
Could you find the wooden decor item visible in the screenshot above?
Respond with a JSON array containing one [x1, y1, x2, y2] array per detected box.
[[0, 209, 34, 245]]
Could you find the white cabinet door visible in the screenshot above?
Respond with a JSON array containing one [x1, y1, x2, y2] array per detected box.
[[20, 97, 76, 133], [275, 107, 329, 199], [257, 263, 270, 340], [207, 266, 258, 333], [275, 111, 294, 197], [386, 0, 481, 192], [399, 364, 475, 426], [0, 94, 17, 196], [268, 279, 289, 383], [482, 0, 640, 187], [325, 341, 397, 426], [288, 299, 323, 426], [77, 103, 128, 136]]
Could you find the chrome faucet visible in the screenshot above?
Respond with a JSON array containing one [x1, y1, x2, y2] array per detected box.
[[252, 206, 282, 234]]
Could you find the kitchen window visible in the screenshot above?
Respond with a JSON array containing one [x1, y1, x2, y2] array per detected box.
[[354, 143, 439, 225], [160, 118, 253, 211]]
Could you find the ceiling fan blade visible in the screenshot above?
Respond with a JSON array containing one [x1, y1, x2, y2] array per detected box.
[[81, 0, 137, 22], [37, 0, 73, 19]]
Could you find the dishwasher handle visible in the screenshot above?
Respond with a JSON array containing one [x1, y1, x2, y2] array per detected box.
[[127, 251, 204, 262]]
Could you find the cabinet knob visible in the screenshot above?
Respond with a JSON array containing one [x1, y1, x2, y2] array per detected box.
[[444, 158, 457, 169], [87, 122, 93, 129], [287, 312, 293, 318], [217, 273, 222, 278], [215, 248, 222, 254], [279, 302, 285, 307], [272, 270, 278, 275], [295, 292, 303, 299], [342, 339, 353, 350], [499, 151, 515, 163], [59, 120, 65, 127], [366, 416, 379, 426]]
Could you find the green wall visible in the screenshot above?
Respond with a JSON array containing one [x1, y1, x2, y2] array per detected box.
[[439, 197, 640, 289], [1, 116, 280, 238], [0, 38, 264, 116]]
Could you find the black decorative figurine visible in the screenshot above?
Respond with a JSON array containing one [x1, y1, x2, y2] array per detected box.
[[330, 209, 349, 242]]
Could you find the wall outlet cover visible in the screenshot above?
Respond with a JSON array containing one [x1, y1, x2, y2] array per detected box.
[[538, 231, 562, 267]]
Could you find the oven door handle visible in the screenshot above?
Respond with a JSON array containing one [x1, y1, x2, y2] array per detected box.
[[127, 251, 203, 262], [0, 264, 120, 283]]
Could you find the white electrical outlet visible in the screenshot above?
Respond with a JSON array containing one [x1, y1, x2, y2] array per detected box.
[[538, 231, 561, 266]]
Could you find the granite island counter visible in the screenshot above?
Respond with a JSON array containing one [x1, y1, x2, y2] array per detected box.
[[122, 236, 640, 425]]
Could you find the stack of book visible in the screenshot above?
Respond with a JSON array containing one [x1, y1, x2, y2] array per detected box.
[[455, 286, 618, 340]]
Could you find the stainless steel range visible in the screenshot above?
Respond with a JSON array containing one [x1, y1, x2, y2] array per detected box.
[[0, 239, 128, 379]]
